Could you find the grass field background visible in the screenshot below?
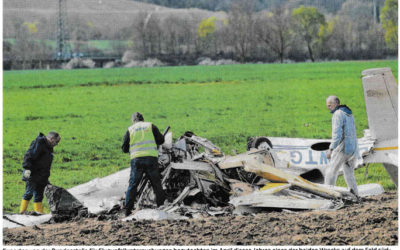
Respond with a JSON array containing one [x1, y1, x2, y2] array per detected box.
[[3, 60, 398, 213]]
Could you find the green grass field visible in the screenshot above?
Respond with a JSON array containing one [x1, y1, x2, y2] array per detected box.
[[3, 60, 398, 213]]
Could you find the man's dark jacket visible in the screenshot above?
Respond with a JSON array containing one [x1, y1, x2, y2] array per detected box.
[[22, 133, 54, 183]]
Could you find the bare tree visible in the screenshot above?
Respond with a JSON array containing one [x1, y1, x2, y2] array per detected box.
[[255, 6, 292, 63], [226, 0, 256, 62], [324, 0, 385, 60], [132, 12, 152, 59], [175, 15, 197, 56], [8, 22, 53, 69], [161, 15, 193, 58], [145, 14, 162, 57]]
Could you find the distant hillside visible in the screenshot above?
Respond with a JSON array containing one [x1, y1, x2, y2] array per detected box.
[[134, 0, 385, 13], [4, 0, 394, 70], [134, 0, 347, 12], [3, 0, 225, 39], [3, 0, 385, 40]]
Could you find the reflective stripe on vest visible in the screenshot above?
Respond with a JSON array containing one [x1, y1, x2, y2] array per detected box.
[[128, 122, 158, 159]]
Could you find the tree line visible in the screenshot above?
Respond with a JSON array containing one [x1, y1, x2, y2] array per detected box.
[[3, 0, 397, 70], [136, 0, 349, 13]]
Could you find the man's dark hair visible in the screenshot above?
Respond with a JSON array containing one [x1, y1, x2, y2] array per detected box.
[[132, 112, 144, 122]]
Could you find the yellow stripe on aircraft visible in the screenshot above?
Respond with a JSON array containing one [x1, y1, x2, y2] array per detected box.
[[260, 183, 288, 191], [373, 146, 398, 151]]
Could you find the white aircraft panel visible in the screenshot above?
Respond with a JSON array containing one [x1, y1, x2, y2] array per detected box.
[[362, 67, 398, 141], [3, 214, 52, 229], [68, 167, 130, 214]]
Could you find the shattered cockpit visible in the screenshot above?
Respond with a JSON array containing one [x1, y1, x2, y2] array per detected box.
[[132, 130, 382, 217]]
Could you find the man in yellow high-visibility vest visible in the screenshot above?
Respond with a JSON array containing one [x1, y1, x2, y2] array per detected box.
[[121, 112, 165, 216]]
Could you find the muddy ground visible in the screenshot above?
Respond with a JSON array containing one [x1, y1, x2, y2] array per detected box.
[[4, 191, 398, 246]]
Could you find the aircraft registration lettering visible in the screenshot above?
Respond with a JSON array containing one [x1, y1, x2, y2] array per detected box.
[[290, 151, 302, 164], [305, 150, 318, 165], [320, 151, 328, 165], [276, 142, 373, 168], [290, 150, 327, 166]]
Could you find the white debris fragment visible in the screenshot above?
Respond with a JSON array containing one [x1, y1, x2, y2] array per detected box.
[[3, 214, 52, 229], [122, 209, 188, 221]]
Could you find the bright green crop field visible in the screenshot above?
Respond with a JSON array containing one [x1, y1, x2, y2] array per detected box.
[[3, 60, 398, 213]]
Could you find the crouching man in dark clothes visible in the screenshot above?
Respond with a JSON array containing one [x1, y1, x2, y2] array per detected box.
[[122, 112, 165, 216], [20, 131, 61, 214]]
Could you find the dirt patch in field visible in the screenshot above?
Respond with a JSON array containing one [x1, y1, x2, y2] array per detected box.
[[3, 191, 398, 246]]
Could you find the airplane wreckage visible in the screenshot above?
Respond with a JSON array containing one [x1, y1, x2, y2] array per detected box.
[[4, 68, 397, 228]]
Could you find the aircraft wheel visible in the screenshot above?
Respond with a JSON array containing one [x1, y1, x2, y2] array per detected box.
[[247, 137, 273, 150]]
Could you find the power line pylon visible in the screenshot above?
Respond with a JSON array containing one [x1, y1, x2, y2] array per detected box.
[[56, 0, 71, 60]]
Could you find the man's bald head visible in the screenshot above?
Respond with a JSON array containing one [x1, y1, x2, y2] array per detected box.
[[326, 95, 340, 112]]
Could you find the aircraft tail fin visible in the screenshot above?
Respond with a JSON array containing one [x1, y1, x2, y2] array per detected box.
[[361, 68, 398, 141], [361, 68, 398, 187]]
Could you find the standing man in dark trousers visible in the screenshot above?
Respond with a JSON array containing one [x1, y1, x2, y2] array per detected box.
[[122, 112, 165, 216], [20, 131, 61, 214]]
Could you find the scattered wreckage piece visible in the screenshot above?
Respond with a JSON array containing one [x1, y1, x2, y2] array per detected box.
[[228, 180, 259, 197], [230, 182, 341, 211], [230, 190, 340, 211], [243, 159, 342, 199], [184, 133, 223, 157], [328, 183, 384, 198], [123, 209, 188, 222], [67, 168, 130, 214], [230, 183, 384, 214], [217, 149, 275, 170], [45, 184, 88, 218], [3, 214, 52, 229]]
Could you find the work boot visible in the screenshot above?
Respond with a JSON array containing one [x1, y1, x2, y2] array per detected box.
[[19, 199, 30, 214], [118, 204, 133, 217], [124, 207, 132, 217], [350, 189, 362, 203], [33, 202, 44, 214], [117, 208, 132, 218]]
